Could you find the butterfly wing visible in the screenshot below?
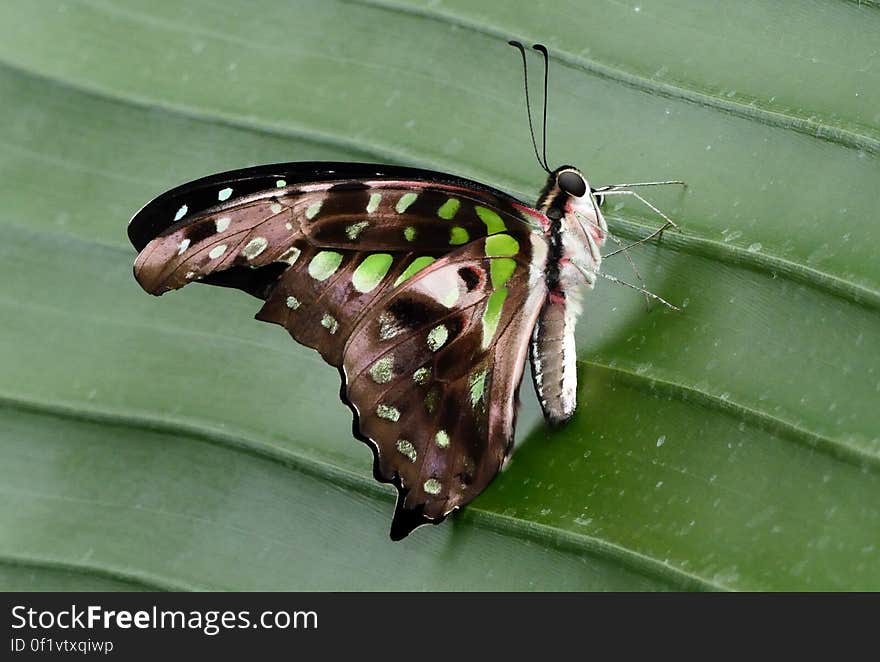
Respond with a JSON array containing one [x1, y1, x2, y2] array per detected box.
[[130, 162, 550, 537], [129, 161, 540, 253]]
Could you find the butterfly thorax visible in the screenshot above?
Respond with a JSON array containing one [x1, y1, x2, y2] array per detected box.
[[530, 166, 606, 425], [536, 166, 606, 296]]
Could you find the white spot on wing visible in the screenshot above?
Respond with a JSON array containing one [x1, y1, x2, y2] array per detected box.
[[435, 430, 450, 448], [208, 244, 227, 259], [277, 246, 301, 266], [321, 313, 338, 334], [345, 221, 369, 240], [174, 205, 187, 221], [378, 312, 402, 340], [369, 355, 394, 384], [396, 439, 417, 462], [377, 404, 400, 421], [426, 325, 449, 352], [423, 478, 442, 495], [215, 217, 231, 233], [241, 237, 268, 260], [176, 238, 190, 255], [412, 367, 431, 384], [218, 187, 233, 201]]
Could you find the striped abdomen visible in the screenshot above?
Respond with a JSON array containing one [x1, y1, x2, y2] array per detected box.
[[530, 295, 579, 425]]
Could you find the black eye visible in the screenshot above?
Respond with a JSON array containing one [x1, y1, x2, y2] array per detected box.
[[557, 171, 587, 197]]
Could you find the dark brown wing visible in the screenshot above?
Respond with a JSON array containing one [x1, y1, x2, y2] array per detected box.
[[339, 236, 547, 537], [130, 163, 549, 538]]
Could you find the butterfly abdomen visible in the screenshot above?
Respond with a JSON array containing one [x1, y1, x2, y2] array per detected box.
[[530, 292, 579, 426]]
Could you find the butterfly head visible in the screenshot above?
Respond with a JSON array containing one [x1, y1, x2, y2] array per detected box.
[[556, 167, 588, 199], [554, 166, 609, 206], [539, 165, 607, 224]]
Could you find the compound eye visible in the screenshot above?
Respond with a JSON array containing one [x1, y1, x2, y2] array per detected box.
[[557, 170, 587, 197]]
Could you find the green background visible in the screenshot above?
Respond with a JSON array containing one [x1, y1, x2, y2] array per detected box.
[[0, 0, 878, 590]]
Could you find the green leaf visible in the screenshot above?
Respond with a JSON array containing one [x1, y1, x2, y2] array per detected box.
[[0, 0, 877, 590]]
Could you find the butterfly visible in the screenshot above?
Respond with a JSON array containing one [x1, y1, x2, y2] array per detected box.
[[128, 42, 682, 539]]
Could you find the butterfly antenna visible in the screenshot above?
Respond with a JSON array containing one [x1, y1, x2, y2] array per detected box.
[[532, 44, 551, 172], [509, 40, 550, 174]]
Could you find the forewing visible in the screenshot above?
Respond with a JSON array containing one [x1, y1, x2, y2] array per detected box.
[[131, 163, 539, 300], [129, 162, 537, 253], [132, 162, 541, 359]]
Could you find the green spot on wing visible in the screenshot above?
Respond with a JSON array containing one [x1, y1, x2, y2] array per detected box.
[[395, 192, 418, 213], [442, 286, 460, 308], [305, 200, 323, 219], [308, 251, 343, 281], [481, 288, 508, 348], [450, 226, 469, 245], [438, 198, 460, 220], [403, 226, 416, 242], [469, 369, 489, 408], [394, 256, 435, 286], [485, 234, 519, 256], [476, 205, 506, 234], [366, 192, 381, 213], [490, 258, 517, 289], [352, 253, 393, 293]]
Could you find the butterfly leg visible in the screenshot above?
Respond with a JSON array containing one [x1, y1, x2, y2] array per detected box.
[[599, 189, 681, 232], [592, 270, 681, 311], [597, 189, 683, 258], [602, 220, 676, 258], [577, 209, 650, 308]]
